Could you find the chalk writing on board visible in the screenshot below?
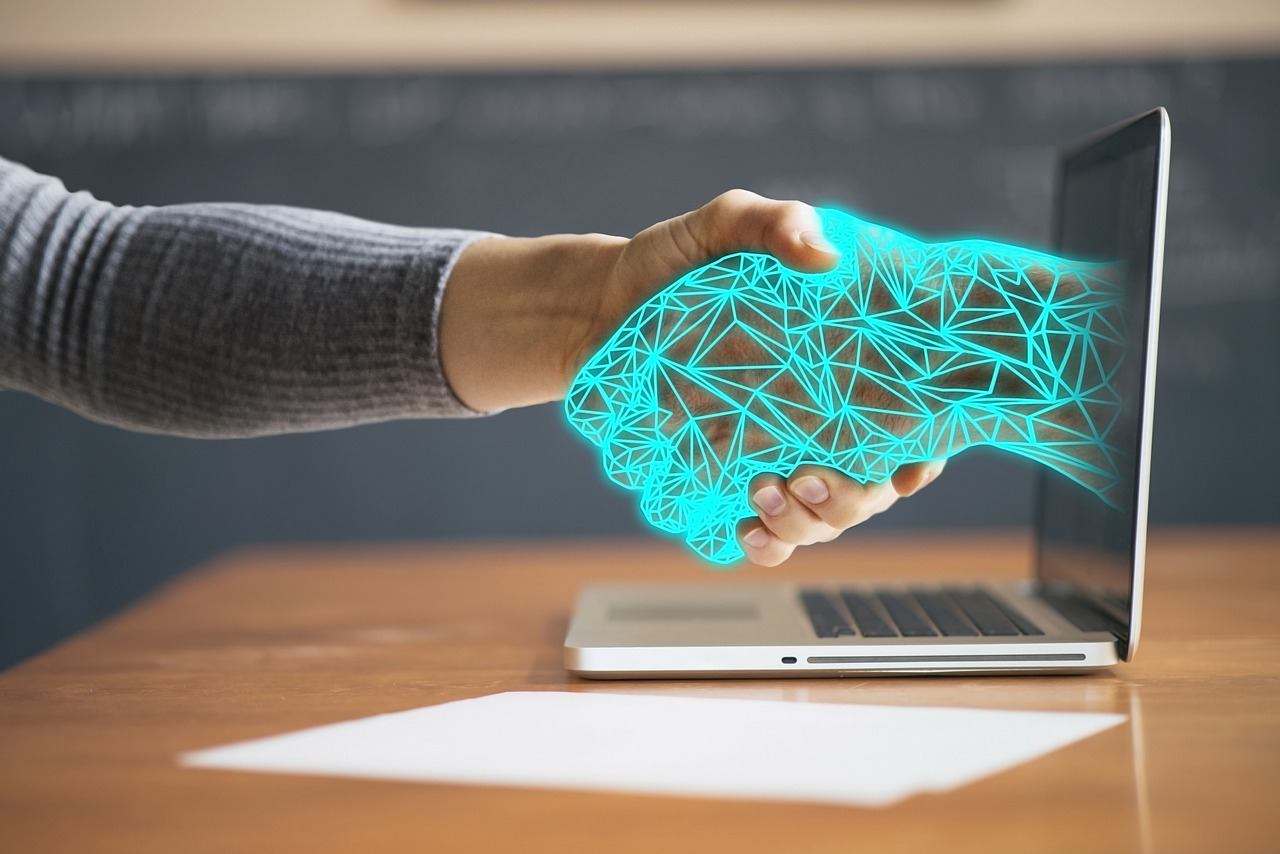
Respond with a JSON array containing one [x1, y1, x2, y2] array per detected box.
[[15, 82, 177, 151], [346, 80, 448, 146], [200, 81, 318, 143], [807, 81, 874, 141], [451, 78, 792, 138], [872, 72, 982, 128], [974, 145, 1058, 222], [1009, 67, 1171, 124]]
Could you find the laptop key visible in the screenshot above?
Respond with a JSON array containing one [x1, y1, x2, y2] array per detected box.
[[875, 592, 938, 637], [910, 590, 979, 637], [947, 589, 1022, 636], [838, 590, 899, 637], [800, 589, 855, 639], [981, 588, 1045, 636]]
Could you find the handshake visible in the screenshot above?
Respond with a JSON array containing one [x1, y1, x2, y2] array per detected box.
[[565, 208, 1125, 564]]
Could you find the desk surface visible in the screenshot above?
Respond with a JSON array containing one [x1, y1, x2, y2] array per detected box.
[[1, 529, 1278, 853]]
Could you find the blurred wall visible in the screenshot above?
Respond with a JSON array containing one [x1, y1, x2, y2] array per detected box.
[[4, 1, 1280, 71], [2, 2, 1279, 669]]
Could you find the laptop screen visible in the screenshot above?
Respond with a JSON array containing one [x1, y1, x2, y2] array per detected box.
[[1035, 109, 1169, 660]]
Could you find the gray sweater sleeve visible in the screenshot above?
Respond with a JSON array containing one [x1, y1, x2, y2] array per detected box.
[[0, 155, 492, 437]]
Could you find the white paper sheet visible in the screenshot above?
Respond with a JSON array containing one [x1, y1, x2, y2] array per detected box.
[[180, 691, 1125, 807]]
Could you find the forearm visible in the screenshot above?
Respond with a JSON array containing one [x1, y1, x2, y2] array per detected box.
[[0, 156, 488, 437], [439, 232, 626, 412]]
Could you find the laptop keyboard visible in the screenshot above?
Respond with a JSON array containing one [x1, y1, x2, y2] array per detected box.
[[799, 587, 1045, 639]]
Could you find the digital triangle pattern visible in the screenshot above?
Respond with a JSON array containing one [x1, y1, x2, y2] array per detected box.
[[566, 208, 1126, 565]]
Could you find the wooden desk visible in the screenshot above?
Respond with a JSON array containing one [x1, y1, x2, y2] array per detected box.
[[1, 529, 1277, 853]]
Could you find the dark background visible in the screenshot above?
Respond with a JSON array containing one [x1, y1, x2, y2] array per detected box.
[[2, 59, 1277, 669]]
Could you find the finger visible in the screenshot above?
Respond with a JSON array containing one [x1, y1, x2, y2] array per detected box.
[[787, 465, 900, 531], [738, 519, 796, 567], [749, 472, 840, 546], [687, 189, 841, 274], [890, 459, 947, 497], [608, 191, 842, 338], [634, 190, 839, 290]]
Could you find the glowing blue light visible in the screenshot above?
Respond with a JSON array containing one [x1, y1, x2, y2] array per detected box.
[[566, 208, 1124, 564]]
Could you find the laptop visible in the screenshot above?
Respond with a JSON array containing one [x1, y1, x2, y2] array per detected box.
[[565, 107, 1170, 678]]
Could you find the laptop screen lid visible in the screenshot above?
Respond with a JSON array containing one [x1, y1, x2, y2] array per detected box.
[[1034, 107, 1171, 662]]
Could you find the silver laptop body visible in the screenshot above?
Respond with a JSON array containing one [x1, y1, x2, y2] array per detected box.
[[565, 108, 1170, 678]]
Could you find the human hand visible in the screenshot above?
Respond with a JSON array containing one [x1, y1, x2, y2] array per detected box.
[[560, 192, 946, 565], [565, 205, 1123, 565], [441, 191, 944, 565]]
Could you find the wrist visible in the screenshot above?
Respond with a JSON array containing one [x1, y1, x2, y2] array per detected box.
[[438, 232, 625, 412]]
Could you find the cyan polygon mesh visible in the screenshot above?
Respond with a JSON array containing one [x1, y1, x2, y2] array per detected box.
[[566, 209, 1125, 564]]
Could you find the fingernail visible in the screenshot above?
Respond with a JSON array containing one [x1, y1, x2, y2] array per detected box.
[[753, 485, 787, 517], [799, 230, 839, 255], [790, 476, 830, 504], [744, 527, 771, 549]]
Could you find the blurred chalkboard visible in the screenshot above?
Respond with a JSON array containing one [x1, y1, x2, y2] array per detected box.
[[2, 60, 1278, 668]]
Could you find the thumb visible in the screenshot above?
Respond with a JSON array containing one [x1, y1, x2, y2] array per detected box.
[[627, 189, 840, 295]]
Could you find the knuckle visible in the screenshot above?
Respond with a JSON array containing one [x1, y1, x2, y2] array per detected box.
[[766, 511, 826, 546], [799, 520, 840, 545], [778, 199, 814, 224], [825, 487, 887, 528], [713, 188, 757, 210], [668, 216, 709, 266], [824, 505, 871, 531], [703, 189, 759, 233], [700, 193, 733, 225]]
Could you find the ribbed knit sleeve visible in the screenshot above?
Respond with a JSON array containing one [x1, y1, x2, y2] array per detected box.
[[0, 156, 492, 437]]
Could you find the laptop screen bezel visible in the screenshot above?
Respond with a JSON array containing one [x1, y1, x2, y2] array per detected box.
[[1033, 107, 1170, 662]]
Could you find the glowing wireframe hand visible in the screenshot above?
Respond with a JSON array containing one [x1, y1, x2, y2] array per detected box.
[[444, 190, 933, 565], [565, 208, 1124, 564]]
